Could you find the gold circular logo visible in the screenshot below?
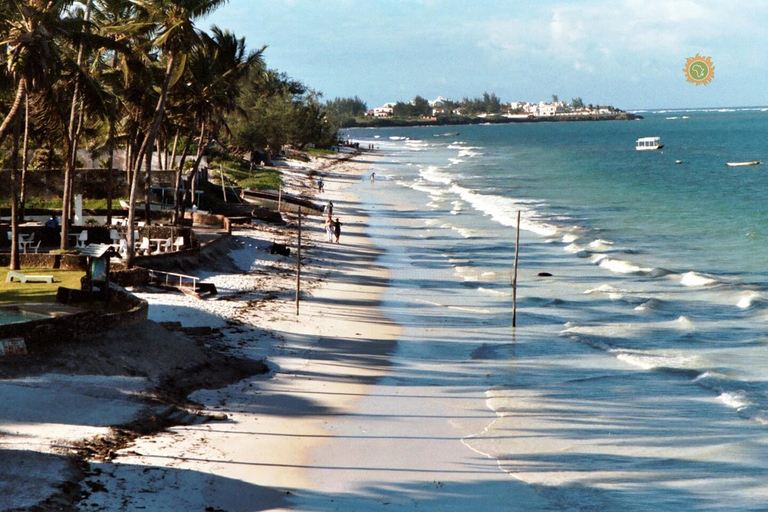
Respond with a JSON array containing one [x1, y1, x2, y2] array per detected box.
[[684, 54, 715, 86]]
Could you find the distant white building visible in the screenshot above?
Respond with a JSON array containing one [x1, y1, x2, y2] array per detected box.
[[429, 96, 450, 107], [369, 103, 394, 118], [537, 102, 563, 116]]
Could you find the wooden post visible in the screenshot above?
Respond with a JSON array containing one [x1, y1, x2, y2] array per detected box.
[[296, 206, 301, 315], [512, 210, 521, 328], [278, 186, 282, 213]]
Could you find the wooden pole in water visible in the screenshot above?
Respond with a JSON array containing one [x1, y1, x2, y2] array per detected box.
[[296, 206, 302, 315], [512, 210, 521, 328]]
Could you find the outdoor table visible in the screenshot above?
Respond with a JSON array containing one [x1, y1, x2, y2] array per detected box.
[[18, 239, 33, 253], [150, 238, 169, 253]]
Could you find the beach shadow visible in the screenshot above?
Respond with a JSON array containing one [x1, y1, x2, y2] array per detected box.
[[0, 449, 79, 512], [79, 459, 288, 511]]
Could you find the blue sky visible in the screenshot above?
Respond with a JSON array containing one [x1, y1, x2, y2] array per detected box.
[[203, 1, 768, 110]]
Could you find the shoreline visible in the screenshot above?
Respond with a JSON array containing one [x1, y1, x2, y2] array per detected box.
[[342, 112, 642, 129]]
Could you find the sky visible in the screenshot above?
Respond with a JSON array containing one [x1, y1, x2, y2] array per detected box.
[[203, 0, 768, 110]]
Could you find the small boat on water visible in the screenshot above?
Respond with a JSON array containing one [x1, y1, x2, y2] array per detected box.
[[726, 161, 761, 167], [636, 137, 664, 151], [240, 189, 324, 215], [433, 132, 460, 137]]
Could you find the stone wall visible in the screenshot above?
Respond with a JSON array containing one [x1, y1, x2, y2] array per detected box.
[[186, 212, 231, 233], [0, 253, 87, 270], [110, 267, 150, 287], [0, 168, 179, 200], [0, 284, 148, 353]]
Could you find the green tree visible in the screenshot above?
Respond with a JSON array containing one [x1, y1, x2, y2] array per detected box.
[[392, 100, 415, 118], [483, 92, 501, 114], [174, 26, 263, 221], [572, 97, 584, 109], [412, 95, 430, 117], [325, 95, 367, 125]]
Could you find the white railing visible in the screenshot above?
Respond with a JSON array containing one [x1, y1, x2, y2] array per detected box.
[[148, 270, 199, 290]]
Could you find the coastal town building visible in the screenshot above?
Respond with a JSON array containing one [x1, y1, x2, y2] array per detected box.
[[536, 101, 565, 116], [365, 103, 395, 118], [429, 96, 450, 107], [366, 96, 620, 120]]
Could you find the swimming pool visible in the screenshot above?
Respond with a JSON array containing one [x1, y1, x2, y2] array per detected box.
[[0, 306, 50, 326]]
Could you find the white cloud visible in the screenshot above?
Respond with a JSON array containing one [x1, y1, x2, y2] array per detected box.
[[479, 0, 766, 74]]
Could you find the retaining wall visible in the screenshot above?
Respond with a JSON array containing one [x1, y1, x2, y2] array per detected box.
[[0, 284, 148, 353], [0, 253, 87, 270]]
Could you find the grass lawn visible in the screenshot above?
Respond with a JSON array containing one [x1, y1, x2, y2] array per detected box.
[[0, 268, 85, 305]]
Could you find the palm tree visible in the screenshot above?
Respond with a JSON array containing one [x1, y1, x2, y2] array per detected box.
[[121, 0, 229, 267], [60, 0, 96, 250], [172, 27, 263, 222], [0, 0, 81, 267], [1, 1, 115, 254]]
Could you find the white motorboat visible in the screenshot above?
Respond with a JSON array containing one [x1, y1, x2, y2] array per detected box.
[[636, 137, 664, 151], [726, 161, 761, 167]]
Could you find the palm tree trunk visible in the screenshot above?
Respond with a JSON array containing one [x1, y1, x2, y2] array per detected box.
[[0, 80, 27, 271], [144, 149, 153, 224], [19, 93, 30, 222], [179, 121, 209, 220], [10, 113, 21, 271], [61, 0, 94, 250], [106, 113, 115, 225], [172, 129, 194, 224], [0, 79, 27, 149], [157, 135, 164, 170], [125, 138, 132, 196], [126, 53, 178, 267]]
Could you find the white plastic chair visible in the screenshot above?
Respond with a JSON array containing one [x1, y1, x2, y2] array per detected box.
[[76, 230, 88, 248], [138, 237, 150, 256], [29, 240, 41, 254], [110, 229, 121, 243], [18, 233, 34, 253], [172, 236, 185, 252]]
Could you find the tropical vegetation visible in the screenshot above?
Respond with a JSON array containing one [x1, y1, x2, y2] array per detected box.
[[0, 0, 340, 269]]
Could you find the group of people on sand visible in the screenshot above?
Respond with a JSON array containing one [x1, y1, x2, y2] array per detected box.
[[324, 201, 342, 243]]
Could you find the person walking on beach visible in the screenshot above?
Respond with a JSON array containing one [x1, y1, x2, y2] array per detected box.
[[333, 217, 342, 243], [317, 178, 324, 192], [325, 216, 334, 242], [326, 200, 333, 217], [370, 172, 375, 183]]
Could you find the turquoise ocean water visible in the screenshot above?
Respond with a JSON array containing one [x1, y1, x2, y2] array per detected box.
[[347, 110, 768, 510]]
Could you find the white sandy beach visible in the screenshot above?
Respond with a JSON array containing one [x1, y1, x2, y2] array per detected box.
[[11, 151, 719, 512], [39, 153, 544, 511]]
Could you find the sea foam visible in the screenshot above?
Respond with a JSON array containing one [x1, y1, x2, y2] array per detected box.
[[449, 185, 558, 237], [680, 271, 718, 287]]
